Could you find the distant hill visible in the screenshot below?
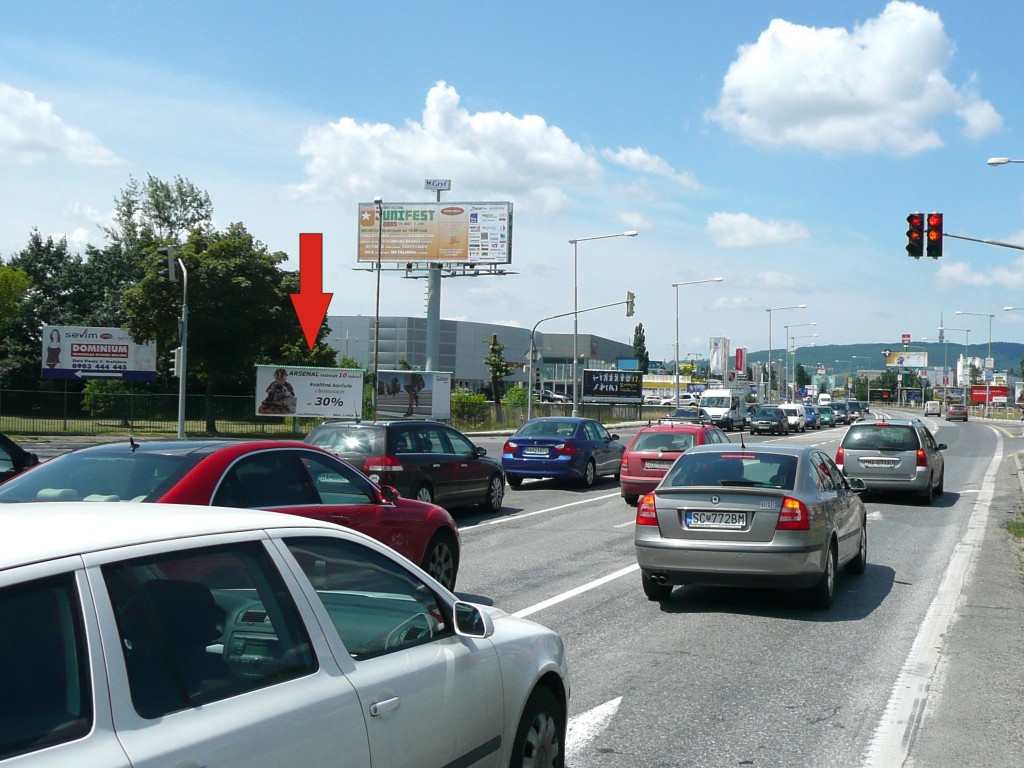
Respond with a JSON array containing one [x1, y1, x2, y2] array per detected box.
[[744, 341, 1024, 377]]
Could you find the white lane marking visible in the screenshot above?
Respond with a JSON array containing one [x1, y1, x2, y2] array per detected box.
[[862, 433, 1002, 767], [613, 519, 634, 528], [566, 697, 622, 758], [513, 564, 639, 618], [460, 492, 620, 531]]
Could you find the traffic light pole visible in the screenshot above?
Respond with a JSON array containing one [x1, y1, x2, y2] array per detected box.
[[176, 260, 189, 439]]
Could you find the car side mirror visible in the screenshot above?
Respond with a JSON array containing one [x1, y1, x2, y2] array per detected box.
[[937, 443, 947, 451], [379, 485, 401, 503], [453, 601, 495, 638], [475, 446, 487, 457], [610, 434, 620, 441]]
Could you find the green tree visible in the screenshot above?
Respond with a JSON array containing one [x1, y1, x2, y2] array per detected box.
[[0, 264, 30, 328], [632, 322, 650, 374], [795, 363, 811, 388], [483, 334, 515, 421]]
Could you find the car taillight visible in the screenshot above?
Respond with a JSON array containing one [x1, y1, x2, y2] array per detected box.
[[621, 454, 629, 469], [636, 493, 659, 526], [503, 440, 515, 453], [835, 447, 844, 466], [916, 448, 928, 467], [364, 455, 404, 473], [776, 496, 809, 530], [554, 443, 574, 456]]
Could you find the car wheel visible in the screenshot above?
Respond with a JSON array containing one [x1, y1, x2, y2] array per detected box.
[[421, 531, 458, 590], [917, 475, 934, 505], [482, 474, 505, 512], [579, 460, 596, 488], [845, 517, 867, 575], [936, 469, 944, 496], [642, 572, 673, 601], [414, 484, 434, 504], [808, 542, 836, 609], [622, 493, 639, 506], [510, 686, 565, 768], [508, 475, 524, 488]]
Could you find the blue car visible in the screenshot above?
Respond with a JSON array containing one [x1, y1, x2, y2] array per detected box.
[[502, 417, 626, 488], [804, 405, 820, 430]]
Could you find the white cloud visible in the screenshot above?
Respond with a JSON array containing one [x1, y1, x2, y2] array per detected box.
[[757, 271, 799, 289], [602, 147, 700, 190], [0, 83, 120, 166], [290, 81, 602, 208], [707, 212, 810, 248], [618, 210, 652, 231], [936, 257, 1024, 288], [707, 1, 1002, 155], [712, 295, 750, 310]]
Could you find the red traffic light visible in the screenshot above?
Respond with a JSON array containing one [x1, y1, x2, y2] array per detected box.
[[906, 212, 924, 259], [926, 212, 943, 258]]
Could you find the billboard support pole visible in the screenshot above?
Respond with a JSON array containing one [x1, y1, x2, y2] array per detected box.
[[426, 264, 441, 371]]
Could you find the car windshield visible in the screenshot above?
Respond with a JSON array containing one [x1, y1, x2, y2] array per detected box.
[[819, 407, 833, 415], [0, 449, 200, 503], [306, 425, 383, 456], [633, 432, 695, 452], [662, 451, 798, 490], [668, 408, 703, 420], [843, 425, 919, 451], [754, 407, 779, 417], [700, 396, 730, 408], [518, 420, 578, 438]]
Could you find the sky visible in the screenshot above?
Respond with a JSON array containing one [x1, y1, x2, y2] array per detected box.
[[3, 0, 1024, 366]]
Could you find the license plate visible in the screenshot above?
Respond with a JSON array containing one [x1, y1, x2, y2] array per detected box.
[[644, 460, 674, 470], [861, 458, 897, 468], [523, 446, 549, 455], [685, 510, 748, 529]]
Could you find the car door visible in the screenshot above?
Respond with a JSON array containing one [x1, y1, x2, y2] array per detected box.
[[813, 450, 857, 562], [410, 424, 463, 503], [442, 426, 491, 503], [278, 534, 505, 768], [583, 420, 615, 475]]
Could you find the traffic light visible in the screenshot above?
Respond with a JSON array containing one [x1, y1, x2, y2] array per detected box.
[[906, 213, 924, 259], [169, 346, 181, 378], [157, 246, 178, 282], [626, 291, 635, 317], [926, 212, 943, 258]]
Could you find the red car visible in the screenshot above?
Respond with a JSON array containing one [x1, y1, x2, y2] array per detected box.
[[945, 403, 969, 422], [619, 422, 730, 505], [0, 439, 461, 589]]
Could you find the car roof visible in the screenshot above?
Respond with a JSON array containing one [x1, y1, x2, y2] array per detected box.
[[0, 502, 342, 572], [639, 423, 710, 434], [683, 442, 811, 459]]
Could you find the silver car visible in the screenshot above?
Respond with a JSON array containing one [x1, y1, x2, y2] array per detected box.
[[835, 418, 946, 504], [634, 443, 867, 608], [0, 503, 569, 767]]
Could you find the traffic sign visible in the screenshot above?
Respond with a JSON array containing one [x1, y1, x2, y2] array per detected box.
[[902, 333, 911, 346]]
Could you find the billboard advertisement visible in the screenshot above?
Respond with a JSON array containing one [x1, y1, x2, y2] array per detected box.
[[357, 202, 512, 265], [583, 369, 642, 404], [376, 370, 452, 420], [41, 325, 156, 381], [884, 350, 928, 368], [709, 336, 730, 377], [256, 365, 364, 419]]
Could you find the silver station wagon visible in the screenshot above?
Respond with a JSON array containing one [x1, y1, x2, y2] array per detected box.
[[634, 443, 867, 609], [0, 503, 569, 767]]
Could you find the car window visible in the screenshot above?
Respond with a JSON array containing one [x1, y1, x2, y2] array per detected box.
[[810, 450, 838, 491], [843, 425, 918, 451], [298, 452, 377, 505], [634, 432, 693, 452], [0, 444, 12, 475], [213, 450, 319, 509], [413, 425, 453, 454], [663, 452, 798, 490], [392, 428, 419, 454], [0, 448, 198, 504], [445, 428, 477, 456], [284, 536, 451, 660], [103, 541, 316, 719], [306, 425, 381, 456], [0, 572, 92, 761], [583, 421, 604, 441], [520, 420, 576, 438]]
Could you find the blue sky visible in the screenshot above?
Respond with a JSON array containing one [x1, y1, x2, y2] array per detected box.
[[3, 1, 1024, 365]]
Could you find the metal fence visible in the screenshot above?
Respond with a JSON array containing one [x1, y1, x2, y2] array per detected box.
[[0, 389, 649, 437]]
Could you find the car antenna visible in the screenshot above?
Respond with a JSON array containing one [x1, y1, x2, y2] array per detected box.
[[739, 430, 746, 450], [129, 436, 139, 453]]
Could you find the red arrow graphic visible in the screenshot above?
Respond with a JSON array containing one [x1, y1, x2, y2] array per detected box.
[[290, 233, 333, 350]]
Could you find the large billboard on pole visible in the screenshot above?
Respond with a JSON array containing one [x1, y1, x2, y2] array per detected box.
[[357, 202, 512, 264], [255, 365, 364, 419], [41, 325, 156, 381], [376, 371, 452, 420]]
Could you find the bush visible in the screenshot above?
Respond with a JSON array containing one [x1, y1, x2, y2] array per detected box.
[[503, 386, 528, 408], [451, 392, 490, 426]]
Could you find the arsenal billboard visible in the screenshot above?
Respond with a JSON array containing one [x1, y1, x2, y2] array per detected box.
[[357, 201, 513, 265]]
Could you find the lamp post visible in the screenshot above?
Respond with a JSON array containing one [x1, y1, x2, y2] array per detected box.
[[956, 310, 994, 413], [784, 322, 816, 401], [766, 305, 806, 403], [987, 157, 1024, 166], [372, 196, 383, 412], [568, 231, 638, 416], [673, 277, 723, 405]]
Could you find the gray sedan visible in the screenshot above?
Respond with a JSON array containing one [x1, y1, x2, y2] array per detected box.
[[634, 443, 867, 608]]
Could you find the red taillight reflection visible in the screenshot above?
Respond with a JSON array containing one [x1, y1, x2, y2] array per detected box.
[[636, 493, 659, 526], [776, 496, 809, 530], [916, 448, 928, 467], [835, 447, 844, 466]]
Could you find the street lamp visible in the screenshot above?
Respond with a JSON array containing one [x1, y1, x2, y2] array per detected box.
[[372, 196, 383, 412], [784, 322, 816, 400], [956, 310, 994, 413], [987, 157, 1024, 166], [673, 277, 723, 405], [766, 305, 806, 403], [568, 231, 638, 416]]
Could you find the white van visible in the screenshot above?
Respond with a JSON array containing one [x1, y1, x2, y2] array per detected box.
[[698, 386, 746, 431], [778, 403, 807, 432], [817, 393, 832, 407], [924, 400, 941, 416]]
